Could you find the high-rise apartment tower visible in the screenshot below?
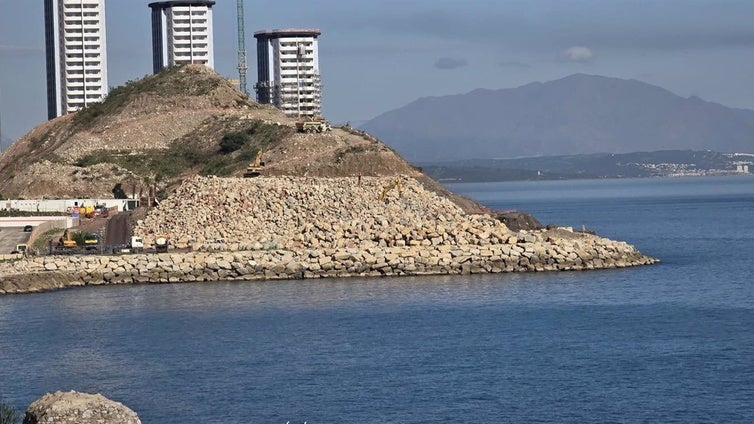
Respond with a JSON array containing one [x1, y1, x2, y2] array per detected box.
[[44, 0, 109, 119], [149, 1, 215, 74], [254, 29, 322, 118]]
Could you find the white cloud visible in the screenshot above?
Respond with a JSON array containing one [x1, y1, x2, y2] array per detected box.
[[563, 46, 595, 62]]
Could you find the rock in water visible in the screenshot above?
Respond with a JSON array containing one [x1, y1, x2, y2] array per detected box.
[[24, 391, 140, 424]]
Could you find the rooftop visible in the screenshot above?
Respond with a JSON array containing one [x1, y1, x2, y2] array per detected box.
[[148, 0, 216, 9], [254, 28, 322, 39]]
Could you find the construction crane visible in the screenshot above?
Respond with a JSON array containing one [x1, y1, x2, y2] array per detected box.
[[236, 0, 248, 95]]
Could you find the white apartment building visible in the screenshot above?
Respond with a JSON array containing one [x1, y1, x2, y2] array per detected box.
[[254, 29, 322, 118], [44, 0, 109, 119], [149, 1, 215, 73]]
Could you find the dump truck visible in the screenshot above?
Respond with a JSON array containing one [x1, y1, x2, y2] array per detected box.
[[130, 236, 144, 253], [154, 234, 169, 253]]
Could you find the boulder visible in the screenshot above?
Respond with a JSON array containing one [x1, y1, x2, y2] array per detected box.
[[24, 391, 140, 424]]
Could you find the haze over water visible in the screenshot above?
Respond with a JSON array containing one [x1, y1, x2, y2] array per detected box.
[[1, 176, 753, 423]]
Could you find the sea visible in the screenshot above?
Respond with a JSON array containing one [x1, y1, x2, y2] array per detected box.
[[1, 176, 753, 423]]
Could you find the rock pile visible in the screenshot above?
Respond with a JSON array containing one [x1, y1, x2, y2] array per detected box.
[[134, 176, 506, 251], [0, 176, 658, 295], [23, 391, 140, 424]]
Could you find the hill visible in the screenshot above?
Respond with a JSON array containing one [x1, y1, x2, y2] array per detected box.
[[361, 74, 754, 161], [0, 65, 446, 203]]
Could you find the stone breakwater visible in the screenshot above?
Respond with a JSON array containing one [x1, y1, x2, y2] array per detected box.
[[0, 176, 657, 295], [0, 228, 656, 295]]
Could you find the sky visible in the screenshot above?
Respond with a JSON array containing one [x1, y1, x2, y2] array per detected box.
[[2, 0, 754, 146]]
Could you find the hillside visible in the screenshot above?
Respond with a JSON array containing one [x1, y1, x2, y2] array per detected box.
[[362, 74, 754, 161], [0, 65, 444, 204]]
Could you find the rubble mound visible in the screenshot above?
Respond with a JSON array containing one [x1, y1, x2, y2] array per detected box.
[[135, 175, 505, 251]]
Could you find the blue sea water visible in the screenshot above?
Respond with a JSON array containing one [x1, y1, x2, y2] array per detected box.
[[1, 176, 753, 423]]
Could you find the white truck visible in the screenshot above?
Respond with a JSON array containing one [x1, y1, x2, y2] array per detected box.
[[117, 236, 144, 254], [130, 236, 144, 253]]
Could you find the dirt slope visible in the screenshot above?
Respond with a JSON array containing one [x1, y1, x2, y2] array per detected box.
[[0, 64, 482, 213]]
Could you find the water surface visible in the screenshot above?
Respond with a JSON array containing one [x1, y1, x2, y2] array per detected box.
[[1, 176, 753, 423]]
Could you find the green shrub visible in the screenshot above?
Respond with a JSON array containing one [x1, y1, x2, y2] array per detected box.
[[0, 400, 20, 424], [219, 132, 249, 154], [71, 231, 88, 246], [237, 148, 259, 162]]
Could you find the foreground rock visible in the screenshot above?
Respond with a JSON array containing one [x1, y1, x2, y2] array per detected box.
[[24, 391, 140, 424], [0, 176, 657, 295]]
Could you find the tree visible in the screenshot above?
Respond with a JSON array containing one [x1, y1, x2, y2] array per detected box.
[[112, 183, 128, 199], [219, 132, 248, 154]]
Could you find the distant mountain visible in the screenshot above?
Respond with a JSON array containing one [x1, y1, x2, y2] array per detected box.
[[362, 74, 754, 161]]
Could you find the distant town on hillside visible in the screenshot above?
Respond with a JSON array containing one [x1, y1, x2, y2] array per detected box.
[[419, 150, 754, 182]]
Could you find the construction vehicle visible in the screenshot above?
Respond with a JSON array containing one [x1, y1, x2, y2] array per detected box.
[[115, 236, 144, 254], [243, 149, 265, 177], [11, 244, 27, 255], [81, 204, 96, 219], [380, 178, 403, 203], [83, 233, 101, 251], [130, 236, 144, 253], [94, 204, 109, 218], [296, 117, 331, 134], [155, 234, 169, 253], [58, 229, 78, 248]]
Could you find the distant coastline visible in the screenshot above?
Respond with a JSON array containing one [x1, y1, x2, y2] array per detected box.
[[420, 150, 754, 183]]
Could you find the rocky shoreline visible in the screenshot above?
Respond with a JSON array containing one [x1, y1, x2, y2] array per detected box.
[[0, 176, 658, 295]]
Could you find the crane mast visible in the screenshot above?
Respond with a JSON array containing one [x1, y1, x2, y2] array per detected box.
[[236, 0, 248, 95]]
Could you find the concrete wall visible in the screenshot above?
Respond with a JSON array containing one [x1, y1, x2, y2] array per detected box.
[[2, 198, 138, 213]]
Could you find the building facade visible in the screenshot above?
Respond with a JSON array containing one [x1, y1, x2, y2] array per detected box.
[[149, 1, 215, 74], [254, 29, 322, 118], [44, 0, 109, 119]]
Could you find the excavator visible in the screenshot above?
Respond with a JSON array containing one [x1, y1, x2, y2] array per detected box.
[[58, 229, 78, 248], [379, 178, 403, 203], [243, 149, 265, 177]]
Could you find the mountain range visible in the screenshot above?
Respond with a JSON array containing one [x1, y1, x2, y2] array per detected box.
[[361, 74, 754, 162]]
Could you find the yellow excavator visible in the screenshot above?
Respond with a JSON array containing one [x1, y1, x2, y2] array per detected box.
[[243, 150, 265, 177], [58, 229, 78, 248], [379, 178, 403, 203]]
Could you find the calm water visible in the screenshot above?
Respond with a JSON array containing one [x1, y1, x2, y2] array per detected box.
[[1, 176, 753, 423]]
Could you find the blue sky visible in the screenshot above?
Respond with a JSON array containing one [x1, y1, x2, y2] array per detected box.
[[2, 0, 754, 146]]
